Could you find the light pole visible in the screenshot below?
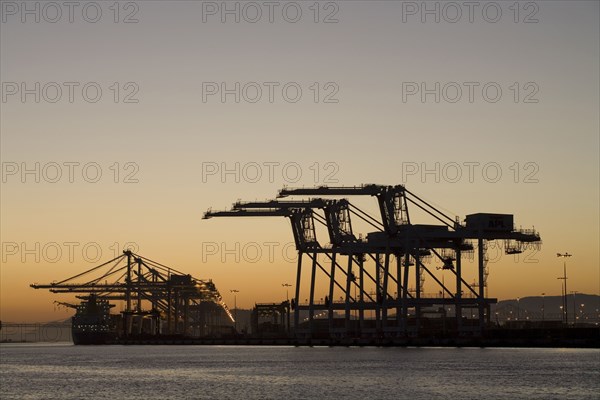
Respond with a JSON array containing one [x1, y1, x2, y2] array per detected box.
[[516, 297, 520, 321], [282, 283, 292, 301], [281, 284, 293, 334], [557, 252, 572, 325], [559, 305, 563, 323], [570, 291, 578, 327], [541, 293, 545, 323], [230, 289, 239, 333]]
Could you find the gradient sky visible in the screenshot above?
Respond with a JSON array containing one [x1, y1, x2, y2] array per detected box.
[[1, 0, 598, 322]]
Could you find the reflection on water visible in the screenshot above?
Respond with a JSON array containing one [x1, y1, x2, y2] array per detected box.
[[1, 344, 599, 399]]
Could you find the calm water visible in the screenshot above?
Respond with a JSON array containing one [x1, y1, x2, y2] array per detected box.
[[1, 344, 599, 399]]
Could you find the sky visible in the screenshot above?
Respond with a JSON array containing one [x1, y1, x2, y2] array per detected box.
[[1, 0, 598, 322]]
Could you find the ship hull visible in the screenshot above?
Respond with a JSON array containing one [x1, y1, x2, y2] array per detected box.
[[72, 330, 115, 345], [69, 295, 118, 345]]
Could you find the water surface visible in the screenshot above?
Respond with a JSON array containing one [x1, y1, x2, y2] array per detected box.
[[1, 344, 598, 399]]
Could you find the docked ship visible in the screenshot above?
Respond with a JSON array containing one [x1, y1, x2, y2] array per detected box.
[[61, 295, 118, 345]]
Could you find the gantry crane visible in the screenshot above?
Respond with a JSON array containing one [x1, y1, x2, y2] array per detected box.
[[205, 199, 371, 333], [279, 184, 541, 334], [205, 184, 542, 340], [31, 250, 233, 337]]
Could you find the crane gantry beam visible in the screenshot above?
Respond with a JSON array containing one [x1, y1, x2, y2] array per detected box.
[[205, 204, 321, 251], [279, 185, 412, 235], [229, 198, 357, 246]]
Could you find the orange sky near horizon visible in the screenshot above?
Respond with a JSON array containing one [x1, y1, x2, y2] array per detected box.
[[1, 1, 599, 322]]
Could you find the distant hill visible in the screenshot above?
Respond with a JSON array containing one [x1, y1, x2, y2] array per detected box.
[[492, 294, 599, 325]]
